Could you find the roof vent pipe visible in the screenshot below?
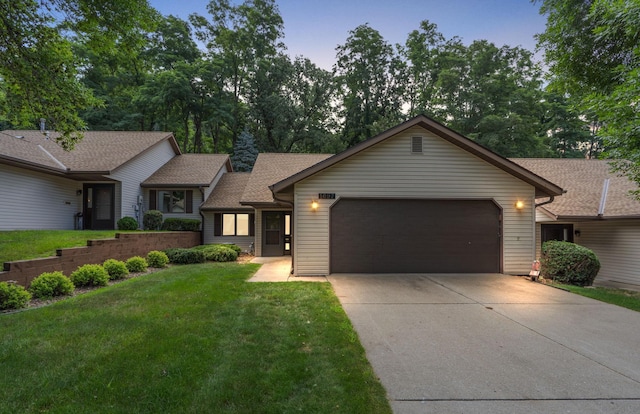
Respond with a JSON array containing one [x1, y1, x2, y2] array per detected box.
[[40, 118, 46, 133], [598, 178, 610, 217]]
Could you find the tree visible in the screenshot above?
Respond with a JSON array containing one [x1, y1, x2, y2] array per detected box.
[[0, 0, 158, 149], [231, 129, 258, 171], [537, 0, 640, 192]]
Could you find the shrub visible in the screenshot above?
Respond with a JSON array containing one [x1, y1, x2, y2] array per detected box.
[[143, 210, 163, 230], [70, 264, 110, 288], [541, 241, 601, 286], [161, 218, 201, 231], [117, 216, 139, 230], [163, 248, 206, 265], [28, 271, 74, 299], [147, 250, 169, 268], [103, 259, 129, 280], [126, 256, 148, 273], [0, 282, 31, 310], [199, 245, 238, 262]]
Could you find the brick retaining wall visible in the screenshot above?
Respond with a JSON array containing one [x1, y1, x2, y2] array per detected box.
[[1, 232, 201, 287]]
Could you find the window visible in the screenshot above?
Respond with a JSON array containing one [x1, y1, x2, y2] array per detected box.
[[149, 190, 193, 214], [411, 136, 423, 153], [214, 213, 254, 236]]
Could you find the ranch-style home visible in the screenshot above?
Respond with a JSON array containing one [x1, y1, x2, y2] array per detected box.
[[2, 115, 640, 286]]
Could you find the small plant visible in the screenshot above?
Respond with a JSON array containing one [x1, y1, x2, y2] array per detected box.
[[147, 250, 169, 268], [0, 282, 31, 310], [161, 218, 201, 231], [70, 264, 110, 288], [143, 210, 163, 230], [103, 259, 129, 280], [163, 248, 206, 265], [117, 216, 139, 231], [541, 240, 601, 286], [28, 271, 74, 299], [126, 256, 148, 273], [197, 245, 238, 262]]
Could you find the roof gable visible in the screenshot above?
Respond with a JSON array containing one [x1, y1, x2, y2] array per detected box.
[[271, 115, 564, 198], [512, 158, 640, 219], [0, 130, 179, 174], [142, 154, 231, 187]]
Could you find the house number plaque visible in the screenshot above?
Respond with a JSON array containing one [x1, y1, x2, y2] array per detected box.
[[318, 193, 336, 199]]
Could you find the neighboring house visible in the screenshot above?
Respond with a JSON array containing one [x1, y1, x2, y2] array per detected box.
[[0, 130, 226, 231], [513, 159, 640, 287]]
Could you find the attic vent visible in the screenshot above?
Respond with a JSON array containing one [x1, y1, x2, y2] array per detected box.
[[411, 136, 423, 153]]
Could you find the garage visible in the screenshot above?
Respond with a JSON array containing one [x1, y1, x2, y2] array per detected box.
[[330, 198, 501, 273]]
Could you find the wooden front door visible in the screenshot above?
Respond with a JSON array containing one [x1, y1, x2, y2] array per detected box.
[[83, 184, 115, 230]]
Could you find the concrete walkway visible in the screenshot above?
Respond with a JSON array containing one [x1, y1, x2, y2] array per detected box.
[[248, 256, 327, 282], [328, 273, 640, 414]]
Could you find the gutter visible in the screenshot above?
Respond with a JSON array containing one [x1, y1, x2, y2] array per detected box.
[[535, 196, 555, 208]]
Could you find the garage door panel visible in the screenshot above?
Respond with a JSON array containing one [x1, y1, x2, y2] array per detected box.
[[330, 199, 500, 273]]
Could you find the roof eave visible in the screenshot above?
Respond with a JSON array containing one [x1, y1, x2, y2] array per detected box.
[[0, 156, 68, 176]]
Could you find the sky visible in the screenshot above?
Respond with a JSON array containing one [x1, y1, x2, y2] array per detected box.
[[149, 0, 548, 70]]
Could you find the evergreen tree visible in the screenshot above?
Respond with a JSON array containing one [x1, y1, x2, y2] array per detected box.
[[231, 129, 258, 172]]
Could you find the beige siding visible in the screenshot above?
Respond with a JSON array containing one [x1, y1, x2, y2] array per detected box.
[[111, 140, 176, 223], [0, 164, 81, 230], [573, 220, 640, 286], [293, 126, 536, 275]]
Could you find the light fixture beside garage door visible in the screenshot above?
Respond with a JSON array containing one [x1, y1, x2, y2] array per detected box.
[[515, 200, 525, 210]]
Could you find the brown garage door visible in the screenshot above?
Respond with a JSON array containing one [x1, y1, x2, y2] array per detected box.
[[330, 199, 501, 273]]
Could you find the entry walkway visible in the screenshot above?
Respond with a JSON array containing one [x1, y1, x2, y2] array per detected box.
[[248, 256, 327, 282]]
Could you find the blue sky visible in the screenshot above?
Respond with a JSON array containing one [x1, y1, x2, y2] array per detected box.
[[150, 0, 547, 70]]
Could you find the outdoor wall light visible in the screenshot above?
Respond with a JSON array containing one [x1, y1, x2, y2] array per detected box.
[[76, 189, 82, 196], [515, 200, 525, 210], [311, 200, 319, 211], [574, 230, 581, 237]]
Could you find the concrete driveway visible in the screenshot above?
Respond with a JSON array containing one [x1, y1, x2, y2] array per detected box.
[[328, 273, 640, 414]]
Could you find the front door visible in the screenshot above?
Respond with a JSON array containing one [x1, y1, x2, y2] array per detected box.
[[83, 184, 115, 230], [262, 211, 289, 256]]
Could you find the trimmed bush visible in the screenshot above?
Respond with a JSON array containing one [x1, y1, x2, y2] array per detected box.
[[103, 259, 129, 280], [198, 245, 238, 262], [0, 282, 31, 310], [70, 264, 109, 288], [147, 250, 169, 268], [541, 241, 601, 286], [117, 216, 139, 230], [161, 218, 201, 231], [28, 271, 74, 299], [126, 256, 148, 273], [143, 210, 163, 230], [163, 248, 206, 265]]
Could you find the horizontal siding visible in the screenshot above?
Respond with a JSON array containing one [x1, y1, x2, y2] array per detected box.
[[294, 126, 535, 276], [573, 220, 640, 286], [0, 164, 81, 230], [202, 211, 255, 253]]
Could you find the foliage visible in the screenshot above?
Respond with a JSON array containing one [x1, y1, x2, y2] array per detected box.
[[231, 129, 258, 171], [0, 263, 391, 413], [541, 241, 601, 286], [28, 271, 74, 300], [160, 218, 201, 231], [117, 216, 139, 231], [125, 256, 148, 273], [70, 264, 109, 288], [143, 210, 163, 231], [103, 259, 129, 280], [146, 250, 169, 268], [196, 245, 238, 262], [163, 248, 206, 265], [556, 284, 640, 313], [0, 281, 31, 310]]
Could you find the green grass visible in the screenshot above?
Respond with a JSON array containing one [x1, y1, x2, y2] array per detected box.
[[0, 230, 121, 266], [556, 284, 640, 312], [0, 263, 391, 414]]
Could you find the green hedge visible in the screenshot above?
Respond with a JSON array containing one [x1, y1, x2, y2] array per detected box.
[[28, 271, 74, 299], [70, 264, 109, 288], [103, 259, 129, 280], [193, 245, 239, 262], [161, 218, 201, 231], [143, 210, 163, 230], [164, 248, 206, 265], [0, 282, 31, 310], [541, 241, 601, 286], [117, 216, 138, 230]]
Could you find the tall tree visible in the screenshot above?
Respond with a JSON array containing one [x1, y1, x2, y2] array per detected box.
[[231, 128, 258, 171], [0, 0, 158, 148]]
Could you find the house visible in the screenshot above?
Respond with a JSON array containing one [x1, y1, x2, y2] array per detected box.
[[512, 159, 640, 288], [0, 129, 230, 230]]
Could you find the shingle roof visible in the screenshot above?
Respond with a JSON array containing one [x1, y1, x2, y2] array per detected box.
[[142, 154, 231, 187], [241, 153, 333, 204], [201, 173, 252, 210], [0, 130, 178, 173], [511, 159, 640, 219]]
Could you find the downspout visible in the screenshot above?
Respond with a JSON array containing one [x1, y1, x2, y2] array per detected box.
[[597, 179, 610, 218], [535, 196, 555, 208], [271, 191, 295, 275]]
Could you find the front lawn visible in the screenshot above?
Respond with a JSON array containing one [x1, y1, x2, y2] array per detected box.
[[556, 283, 640, 312], [0, 230, 121, 266], [0, 263, 391, 413]]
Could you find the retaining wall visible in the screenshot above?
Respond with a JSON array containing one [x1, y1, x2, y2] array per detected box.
[[1, 232, 201, 287]]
